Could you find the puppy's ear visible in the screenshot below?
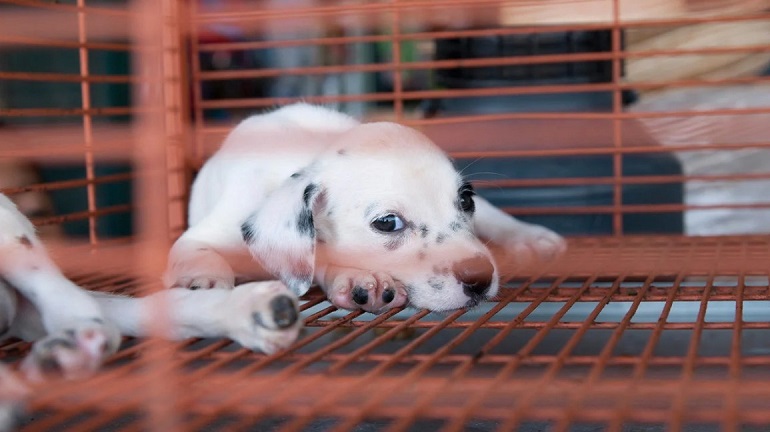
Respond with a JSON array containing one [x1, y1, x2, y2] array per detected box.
[[241, 176, 323, 296]]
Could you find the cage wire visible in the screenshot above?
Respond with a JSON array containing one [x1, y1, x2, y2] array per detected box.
[[2, 0, 770, 430]]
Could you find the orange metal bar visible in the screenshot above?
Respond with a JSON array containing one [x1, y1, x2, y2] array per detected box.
[[196, 44, 770, 82]]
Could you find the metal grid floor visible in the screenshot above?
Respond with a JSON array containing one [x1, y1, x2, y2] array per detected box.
[[5, 236, 770, 431]]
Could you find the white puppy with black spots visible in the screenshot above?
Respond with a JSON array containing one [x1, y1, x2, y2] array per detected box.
[[165, 103, 566, 314], [0, 193, 301, 430]]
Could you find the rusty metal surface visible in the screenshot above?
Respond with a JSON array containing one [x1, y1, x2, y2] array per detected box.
[[0, 237, 765, 431]]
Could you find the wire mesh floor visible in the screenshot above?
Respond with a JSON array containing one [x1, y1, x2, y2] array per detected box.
[[5, 236, 770, 431]]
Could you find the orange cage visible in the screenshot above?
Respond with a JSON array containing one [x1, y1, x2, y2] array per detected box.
[[2, 0, 770, 430]]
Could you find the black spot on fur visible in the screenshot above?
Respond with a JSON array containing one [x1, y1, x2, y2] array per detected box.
[[303, 183, 318, 207], [419, 224, 429, 238], [290, 171, 303, 179], [17, 235, 33, 248], [337, 149, 347, 156], [436, 233, 447, 244], [428, 277, 445, 291], [450, 221, 462, 232], [297, 207, 315, 238], [91, 318, 104, 324], [241, 219, 257, 244]]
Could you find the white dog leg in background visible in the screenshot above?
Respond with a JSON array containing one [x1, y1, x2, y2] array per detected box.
[[0, 281, 25, 432], [0, 362, 28, 432], [472, 196, 567, 273], [0, 194, 121, 381], [91, 281, 302, 354]]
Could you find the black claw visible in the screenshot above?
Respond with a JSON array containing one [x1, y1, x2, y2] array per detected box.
[[352, 286, 369, 305], [382, 288, 395, 303], [189, 284, 201, 291], [269, 295, 298, 329]]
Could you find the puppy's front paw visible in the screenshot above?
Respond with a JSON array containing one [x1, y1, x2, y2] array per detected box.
[[165, 252, 234, 290], [21, 319, 120, 382], [324, 268, 407, 314], [225, 281, 302, 354]]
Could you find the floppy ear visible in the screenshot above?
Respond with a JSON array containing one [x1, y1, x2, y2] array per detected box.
[[240, 175, 323, 296]]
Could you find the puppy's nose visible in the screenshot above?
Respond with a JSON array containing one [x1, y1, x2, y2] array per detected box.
[[453, 256, 494, 298], [270, 295, 299, 329]]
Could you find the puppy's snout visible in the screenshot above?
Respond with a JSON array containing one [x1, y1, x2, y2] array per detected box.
[[453, 256, 494, 298], [269, 295, 299, 329]]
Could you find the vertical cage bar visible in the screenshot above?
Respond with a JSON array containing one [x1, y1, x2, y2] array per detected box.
[[188, 0, 206, 167], [130, 0, 183, 429], [77, 0, 99, 246], [162, 0, 190, 237], [391, 0, 403, 120], [669, 271, 715, 430], [724, 271, 745, 432], [611, 0, 624, 235]]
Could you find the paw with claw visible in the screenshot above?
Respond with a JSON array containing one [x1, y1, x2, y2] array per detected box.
[[21, 319, 120, 382], [322, 267, 408, 314]]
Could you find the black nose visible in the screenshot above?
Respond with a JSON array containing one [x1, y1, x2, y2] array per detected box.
[[270, 295, 299, 329], [453, 256, 494, 298]]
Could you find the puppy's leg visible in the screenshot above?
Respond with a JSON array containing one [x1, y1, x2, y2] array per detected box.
[[164, 216, 242, 290], [0, 196, 120, 381], [472, 196, 566, 273], [0, 282, 24, 432], [316, 265, 408, 314], [91, 281, 302, 354], [0, 363, 29, 432]]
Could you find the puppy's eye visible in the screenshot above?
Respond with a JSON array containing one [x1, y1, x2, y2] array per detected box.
[[458, 183, 475, 213], [371, 213, 405, 233]]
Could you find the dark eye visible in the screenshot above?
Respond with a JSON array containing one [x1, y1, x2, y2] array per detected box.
[[371, 213, 406, 233], [458, 183, 475, 213]]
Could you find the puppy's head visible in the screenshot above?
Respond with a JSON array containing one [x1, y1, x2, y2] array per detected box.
[[242, 122, 499, 312]]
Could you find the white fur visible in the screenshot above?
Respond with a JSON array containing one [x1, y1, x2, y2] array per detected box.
[[166, 103, 567, 313]]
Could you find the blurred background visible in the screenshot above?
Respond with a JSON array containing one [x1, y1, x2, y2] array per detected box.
[[2, 0, 769, 244]]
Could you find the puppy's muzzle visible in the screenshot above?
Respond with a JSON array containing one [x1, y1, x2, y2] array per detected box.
[[453, 256, 495, 299]]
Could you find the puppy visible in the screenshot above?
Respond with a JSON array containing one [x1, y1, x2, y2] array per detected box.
[[165, 103, 566, 313]]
